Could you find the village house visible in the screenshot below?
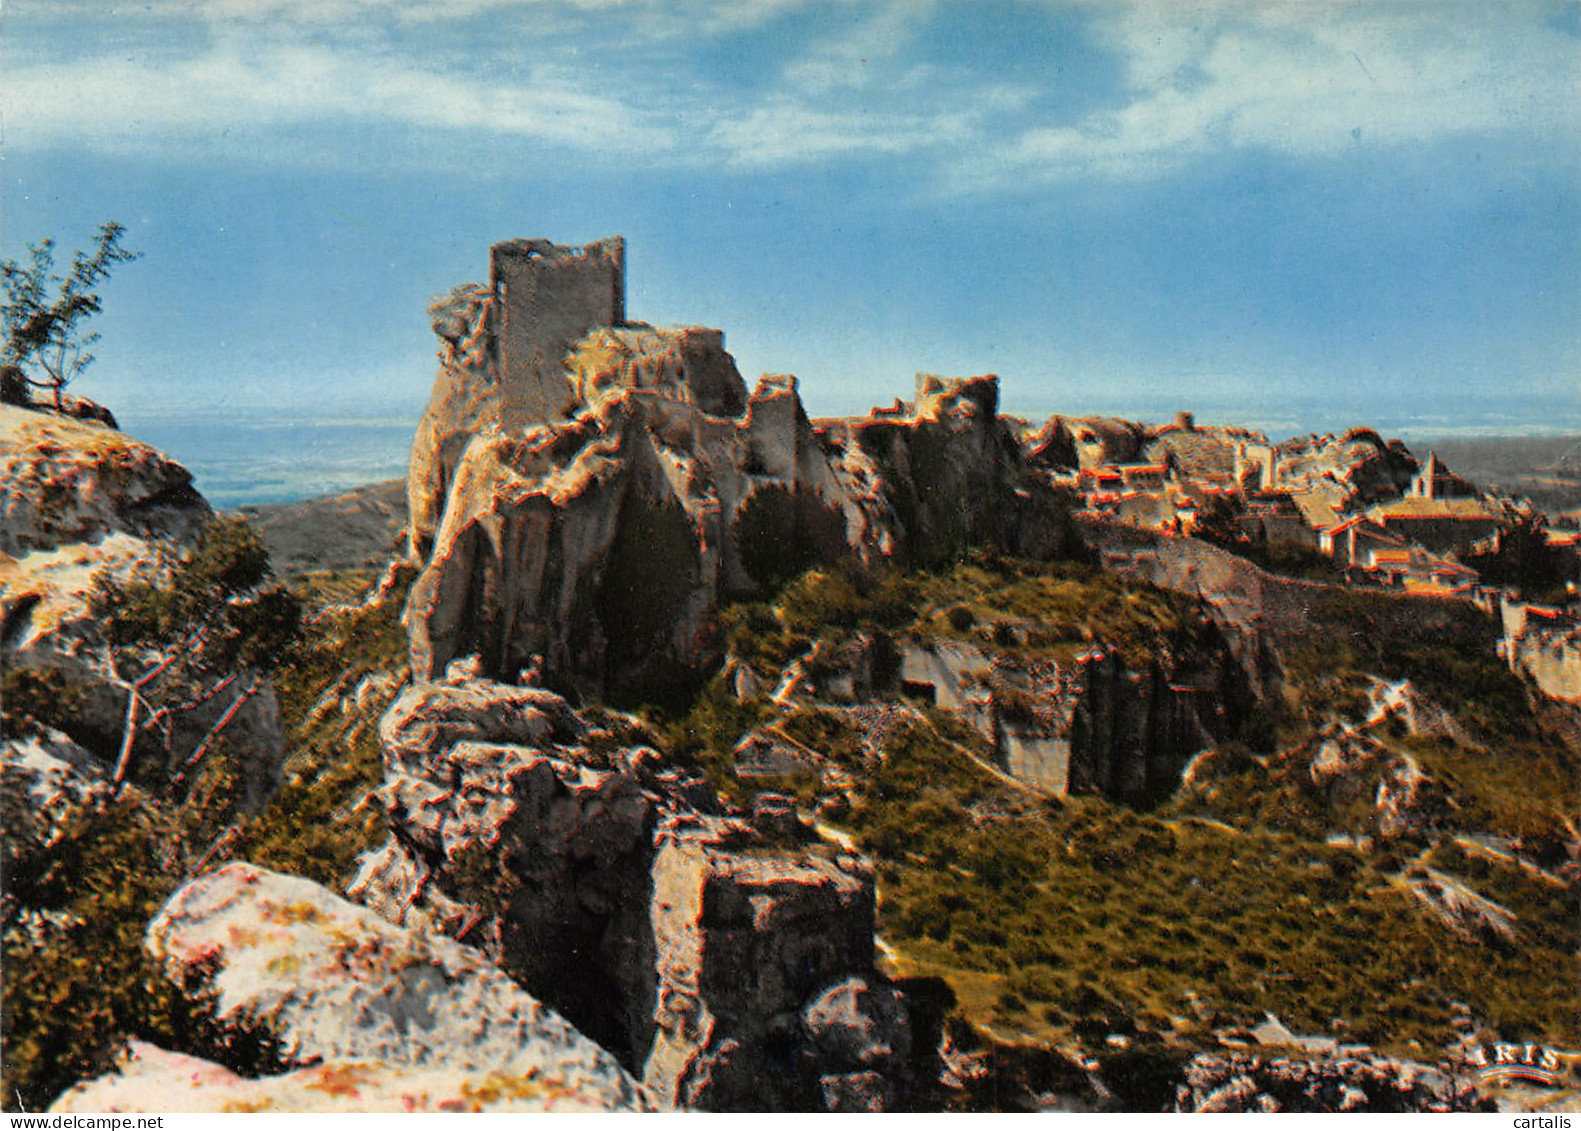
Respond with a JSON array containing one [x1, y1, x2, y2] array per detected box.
[[1361, 495, 1504, 557]]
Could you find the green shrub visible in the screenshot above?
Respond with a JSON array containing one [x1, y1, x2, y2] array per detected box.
[[0, 666, 83, 740], [1, 774, 286, 1110]]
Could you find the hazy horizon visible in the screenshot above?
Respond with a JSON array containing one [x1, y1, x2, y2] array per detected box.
[[118, 395, 1581, 510]]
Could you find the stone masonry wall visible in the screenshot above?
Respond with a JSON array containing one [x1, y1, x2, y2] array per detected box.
[[491, 237, 625, 427]]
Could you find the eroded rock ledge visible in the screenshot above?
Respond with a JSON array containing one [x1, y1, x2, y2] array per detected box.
[[403, 240, 1074, 700], [347, 659, 919, 1110]]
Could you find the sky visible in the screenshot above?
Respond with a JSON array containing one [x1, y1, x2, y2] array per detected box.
[[3, 0, 1579, 469]]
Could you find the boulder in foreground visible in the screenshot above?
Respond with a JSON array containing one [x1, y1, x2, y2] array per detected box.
[[51, 862, 656, 1112]]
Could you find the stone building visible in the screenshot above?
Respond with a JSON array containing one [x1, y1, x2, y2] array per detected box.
[[1409, 451, 1475, 501], [489, 237, 625, 426]]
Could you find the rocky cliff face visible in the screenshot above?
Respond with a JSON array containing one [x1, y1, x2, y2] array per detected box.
[[0, 403, 285, 812], [0, 403, 208, 558], [897, 637, 1232, 805], [404, 274, 1073, 700], [1, 404, 209, 687], [345, 660, 915, 1110]]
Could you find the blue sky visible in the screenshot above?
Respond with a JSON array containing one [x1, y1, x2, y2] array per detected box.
[[3, 0, 1579, 443]]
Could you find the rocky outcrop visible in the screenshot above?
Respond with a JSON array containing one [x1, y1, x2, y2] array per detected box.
[[800, 976, 914, 1111], [403, 364, 863, 699], [0, 406, 286, 813], [92, 861, 655, 1112], [825, 373, 1074, 568], [895, 637, 1230, 805], [0, 403, 208, 556], [1026, 416, 1147, 470], [0, 728, 113, 927], [1062, 648, 1223, 805], [1503, 601, 1581, 703], [1303, 726, 1442, 840], [406, 296, 1071, 699], [52, 1041, 639, 1113], [1403, 869, 1520, 945], [348, 662, 910, 1110], [643, 815, 881, 1110], [1, 405, 210, 741], [1173, 1050, 1491, 1112], [408, 283, 501, 561], [1, 403, 284, 807], [1142, 421, 1266, 486], [1273, 428, 1419, 504]]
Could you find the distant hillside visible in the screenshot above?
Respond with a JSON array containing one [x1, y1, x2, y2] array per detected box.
[[1414, 434, 1581, 522], [234, 479, 407, 575]]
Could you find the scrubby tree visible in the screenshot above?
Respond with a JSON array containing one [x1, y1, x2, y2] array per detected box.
[[89, 516, 301, 802], [1467, 515, 1573, 602], [2, 220, 141, 409], [1192, 494, 1253, 551]]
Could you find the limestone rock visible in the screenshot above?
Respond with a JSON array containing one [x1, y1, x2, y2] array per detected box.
[[402, 241, 1076, 695], [350, 667, 904, 1111], [1025, 415, 1147, 471], [568, 325, 747, 417], [0, 537, 285, 810], [407, 360, 1071, 698], [351, 673, 656, 1057], [143, 862, 654, 1111], [1174, 1050, 1491, 1112], [1143, 420, 1266, 486], [0, 404, 283, 808], [1273, 429, 1419, 507], [0, 406, 212, 760], [2, 726, 108, 797], [377, 663, 587, 773], [0, 729, 111, 899], [898, 636, 1226, 805], [644, 815, 878, 1109], [1303, 725, 1445, 841], [407, 283, 500, 561], [802, 976, 912, 1069], [0, 403, 208, 555], [51, 1040, 634, 1113], [1, 530, 157, 658], [1403, 868, 1519, 945], [405, 370, 863, 697]]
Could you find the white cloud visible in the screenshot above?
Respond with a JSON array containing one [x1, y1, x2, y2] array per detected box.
[[35, 0, 821, 31], [4, 0, 1575, 187], [706, 99, 970, 167], [782, 0, 938, 93], [991, 0, 1581, 183], [1, 40, 669, 158]]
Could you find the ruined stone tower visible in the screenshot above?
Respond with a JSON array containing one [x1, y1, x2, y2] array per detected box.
[[490, 237, 625, 426]]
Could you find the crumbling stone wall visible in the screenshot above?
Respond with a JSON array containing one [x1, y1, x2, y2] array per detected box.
[[490, 237, 625, 426]]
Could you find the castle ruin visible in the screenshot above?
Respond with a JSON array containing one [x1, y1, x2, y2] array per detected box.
[[489, 237, 625, 426]]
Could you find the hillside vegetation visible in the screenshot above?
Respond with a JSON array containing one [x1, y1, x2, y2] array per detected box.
[[6, 543, 1575, 1109], [1, 564, 412, 1109], [656, 555, 1580, 1069]]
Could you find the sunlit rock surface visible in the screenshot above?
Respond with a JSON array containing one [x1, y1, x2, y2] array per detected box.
[[128, 861, 654, 1112]]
